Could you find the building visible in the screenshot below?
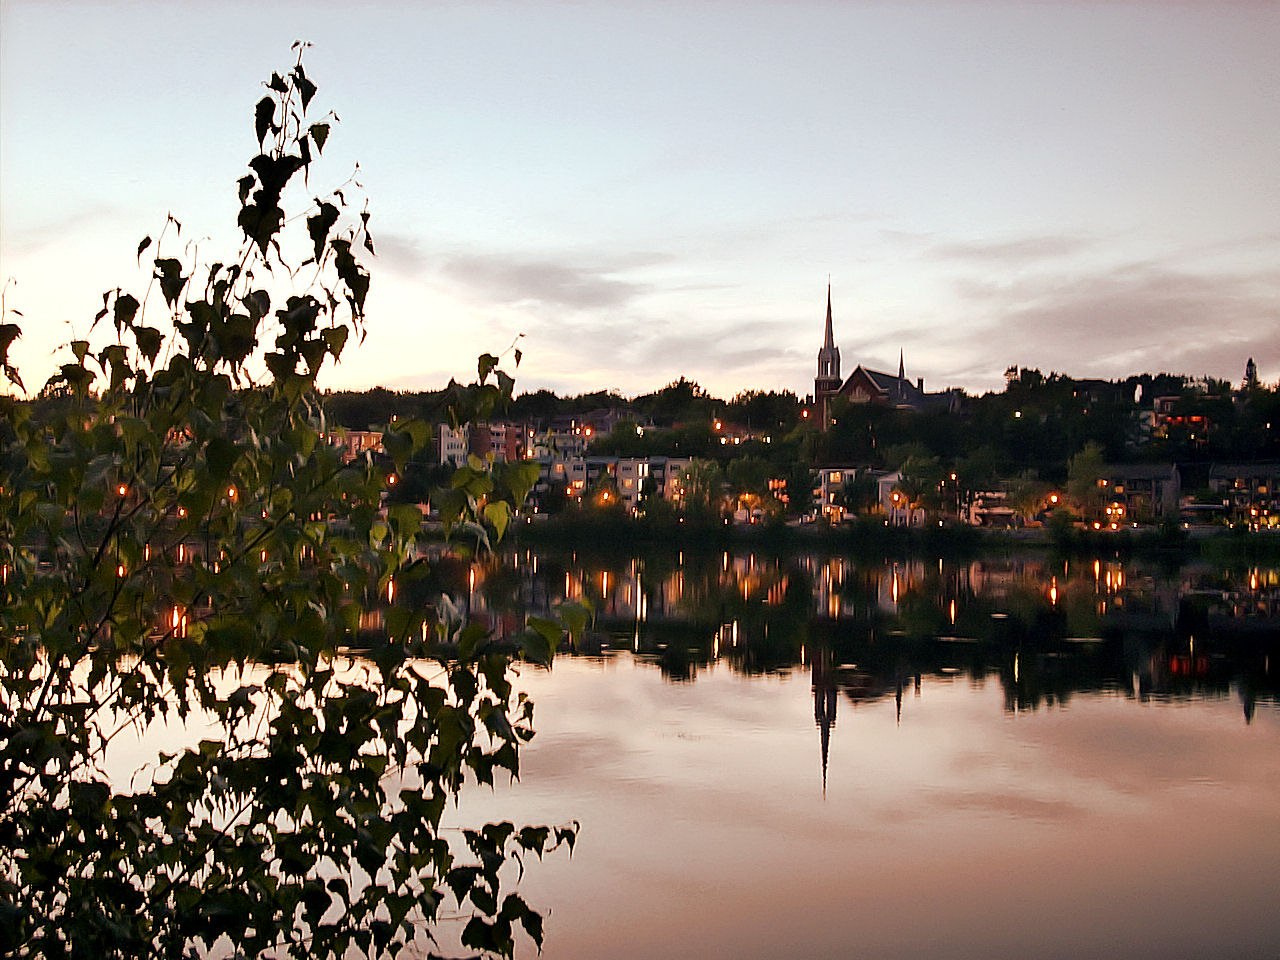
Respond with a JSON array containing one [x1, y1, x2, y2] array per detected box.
[[327, 429, 383, 463], [814, 467, 858, 520], [812, 286, 960, 427], [536, 455, 692, 512], [436, 424, 469, 467], [469, 422, 527, 463], [1208, 462, 1280, 528], [1096, 463, 1182, 524]]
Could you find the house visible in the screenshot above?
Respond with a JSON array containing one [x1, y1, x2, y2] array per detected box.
[[814, 467, 859, 520], [1096, 464, 1181, 523], [1208, 462, 1280, 529]]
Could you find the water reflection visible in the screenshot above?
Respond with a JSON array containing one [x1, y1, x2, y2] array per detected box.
[[412, 548, 1280, 959], [430, 549, 1280, 727]]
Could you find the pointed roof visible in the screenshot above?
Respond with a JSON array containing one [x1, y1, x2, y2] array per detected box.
[[816, 283, 841, 383], [823, 284, 836, 350]]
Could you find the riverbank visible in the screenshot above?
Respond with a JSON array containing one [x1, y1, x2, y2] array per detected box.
[[505, 510, 1280, 563]]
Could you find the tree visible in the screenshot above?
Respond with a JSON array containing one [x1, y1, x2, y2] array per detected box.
[[725, 456, 771, 513], [1066, 441, 1107, 520], [837, 471, 879, 516], [1, 52, 579, 960], [677, 459, 727, 518], [725, 389, 800, 434], [1006, 471, 1051, 526], [634, 377, 716, 427], [895, 455, 944, 519]]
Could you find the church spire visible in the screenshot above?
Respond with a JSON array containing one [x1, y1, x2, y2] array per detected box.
[[823, 283, 836, 350], [897, 348, 905, 401], [816, 284, 840, 381], [815, 283, 843, 430]]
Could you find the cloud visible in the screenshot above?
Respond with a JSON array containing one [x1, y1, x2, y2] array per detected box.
[[926, 234, 1097, 265], [438, 251, 665, 312], [369, 231, 433, 277], [0, 203, 122, 257], [370, 231, 670, 311], [935, 260, 1280, 388]]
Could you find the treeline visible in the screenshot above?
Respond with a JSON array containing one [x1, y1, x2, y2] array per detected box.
[[322, 377, 800, 434], [323, 367, 1280, 491]]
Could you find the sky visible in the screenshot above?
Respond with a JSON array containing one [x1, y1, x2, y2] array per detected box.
[[2, 0, 1278, 401]]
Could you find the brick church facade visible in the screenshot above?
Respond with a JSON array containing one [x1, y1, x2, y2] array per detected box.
[[813, 285, 960, 427]]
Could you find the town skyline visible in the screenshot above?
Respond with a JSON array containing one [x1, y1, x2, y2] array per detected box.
[[3, 1, 1278, 400]]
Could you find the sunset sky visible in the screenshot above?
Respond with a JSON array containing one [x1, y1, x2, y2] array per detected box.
[[3, 1, 1277, 400]]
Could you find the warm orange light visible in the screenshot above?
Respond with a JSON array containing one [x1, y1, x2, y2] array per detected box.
[[227, 486, 237, 500], [117, 484, 128, 496]]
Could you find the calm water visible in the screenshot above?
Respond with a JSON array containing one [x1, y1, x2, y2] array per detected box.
[[436, 550, 1280, 959]]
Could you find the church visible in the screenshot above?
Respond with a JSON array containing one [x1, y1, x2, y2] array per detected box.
[[813, 285, 960, 426]]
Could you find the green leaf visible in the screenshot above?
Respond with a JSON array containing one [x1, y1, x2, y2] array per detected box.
[[242, 289, 271, 322], [205, 435, 238, 479], [293, 64, 317, 110], [134, 326, 163, 364], [306, 202, 339, 263], [113, 292, 140, 332], [321, 325, 348, 359], [0, 323, 21, 390], [154, 258, 187, 308], [309, 122, 330, 154], [255, 95, 276, 146], [483, 501, 510, 541]]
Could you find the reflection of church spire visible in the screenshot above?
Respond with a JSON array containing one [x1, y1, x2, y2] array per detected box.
[[812, 645, 837, 795]]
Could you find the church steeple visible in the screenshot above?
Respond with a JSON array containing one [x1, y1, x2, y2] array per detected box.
[[814, 283, 844, 429], [817, 283, 840, 381]]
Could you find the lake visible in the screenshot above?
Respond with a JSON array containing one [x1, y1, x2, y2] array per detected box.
[[437, 548, 1280, 959]]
